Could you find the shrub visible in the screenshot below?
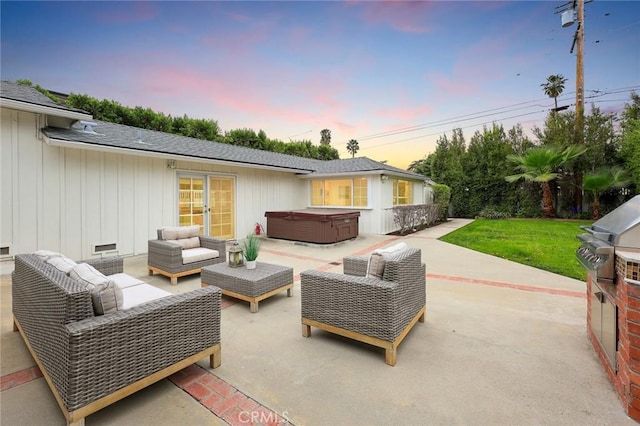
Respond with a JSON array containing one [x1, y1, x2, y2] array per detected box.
[[432, 184, 451, 221], [391, 204, 441, 234], [477, 206, 510, 219]]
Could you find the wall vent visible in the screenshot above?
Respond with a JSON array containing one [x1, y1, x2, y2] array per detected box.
[[92, 242, 117, 255], [0, 245, 10, 257]]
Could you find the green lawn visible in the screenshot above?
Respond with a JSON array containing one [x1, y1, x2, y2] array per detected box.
[[439, 218, 593, 280]]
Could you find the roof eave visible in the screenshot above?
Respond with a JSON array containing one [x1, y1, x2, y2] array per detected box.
[[43, 136, 315, 174], [0, 98, 92, 121], [301, 170, 426, 181]]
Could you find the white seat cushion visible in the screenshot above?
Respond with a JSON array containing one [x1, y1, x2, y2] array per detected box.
[[182, 247, 219, 264], [108, 273, 146, 289], [121, 283, 172, 310], [45, 255, 78, 274], [33, 250, 62, 261]]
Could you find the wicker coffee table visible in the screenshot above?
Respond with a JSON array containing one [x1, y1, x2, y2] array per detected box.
[[201, 262, 293, 313]]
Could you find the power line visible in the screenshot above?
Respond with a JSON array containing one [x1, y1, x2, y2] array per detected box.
[[360, 109, 548, 150], [350, 85, 639, 146], [356, 87, 638, 151]]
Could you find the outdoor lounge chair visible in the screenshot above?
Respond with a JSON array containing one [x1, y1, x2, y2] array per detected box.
[[148, 226, 226, 285], [300, 246, 426, 366]]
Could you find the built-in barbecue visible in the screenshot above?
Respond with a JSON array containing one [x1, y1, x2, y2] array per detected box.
[[577, 195, 640, 285], [576, 194, 640, 421]]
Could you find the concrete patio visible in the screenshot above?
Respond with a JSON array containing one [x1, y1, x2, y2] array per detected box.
[[1, 218, 635, 425]]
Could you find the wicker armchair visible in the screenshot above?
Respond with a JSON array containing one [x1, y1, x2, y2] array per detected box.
[[300, 247, 426, 366], [148, 226, 227, 285]]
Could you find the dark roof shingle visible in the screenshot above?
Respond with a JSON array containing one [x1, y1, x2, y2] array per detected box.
[[0, 80, 88, 114]]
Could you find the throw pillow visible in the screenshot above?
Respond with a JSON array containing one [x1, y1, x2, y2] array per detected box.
[[175, 236, 200, 249], [366, 242, 409, 279], [45, 255, 78, 274], [70, 263, 123, 315], [367, 253, 386, 279], [91, 280, 124, 315]]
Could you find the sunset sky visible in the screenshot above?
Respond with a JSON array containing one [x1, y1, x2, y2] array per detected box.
[[2, 1, 639, 169]]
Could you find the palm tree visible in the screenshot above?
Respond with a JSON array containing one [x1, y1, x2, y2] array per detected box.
[[346, 139, 359, 158], [583, 166, 631, 219], [541, 74, 567, 110], [320, 129, 331, 146], [505, 145, 586, 218]]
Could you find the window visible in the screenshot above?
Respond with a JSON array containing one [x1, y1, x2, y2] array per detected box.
[[310, 178, 368, 207], [393, 179, 413, 205]]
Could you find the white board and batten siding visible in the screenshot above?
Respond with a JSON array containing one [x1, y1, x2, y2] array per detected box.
[[2, 107, 427, 259], [2, 108, 177, 260], [2, 111, 306, 259]]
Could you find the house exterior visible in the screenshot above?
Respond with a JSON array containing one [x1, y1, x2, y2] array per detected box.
[[1, 81, 430, 260]]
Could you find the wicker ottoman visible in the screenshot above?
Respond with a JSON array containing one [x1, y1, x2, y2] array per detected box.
[[201, 262, 293, 313]]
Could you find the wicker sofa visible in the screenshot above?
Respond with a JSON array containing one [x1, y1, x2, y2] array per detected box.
[[12, 252, 222, 426], [148, 225, 227, 285], [300, 246, 426, 366]]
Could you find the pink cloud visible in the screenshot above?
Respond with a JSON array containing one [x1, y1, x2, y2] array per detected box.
[[95, 2, 157, 24], [376, 104, 433, 123], [349, 0, 439, 34]]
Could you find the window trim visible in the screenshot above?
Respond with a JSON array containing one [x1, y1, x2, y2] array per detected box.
[[310, 177, 369, 208], [392, 178, 413, 206]]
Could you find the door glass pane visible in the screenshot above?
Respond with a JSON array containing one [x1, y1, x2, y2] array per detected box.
[[209, 176, 235, 240], [178, 177, 205, 234]]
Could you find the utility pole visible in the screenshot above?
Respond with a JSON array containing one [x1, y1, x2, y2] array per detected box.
[[557, 0, 588, 144], [574, 0, 585, 146], [556, 0, 590, 213]]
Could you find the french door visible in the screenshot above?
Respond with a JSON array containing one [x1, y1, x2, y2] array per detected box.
[[178, 175, 235, 240]]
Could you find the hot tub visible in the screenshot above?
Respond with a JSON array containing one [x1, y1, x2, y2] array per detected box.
[[265, 209, 360, 244]]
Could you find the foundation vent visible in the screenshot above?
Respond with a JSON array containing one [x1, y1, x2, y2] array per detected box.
[[0, 245, 10, 257], [92, 242, 117, 255]]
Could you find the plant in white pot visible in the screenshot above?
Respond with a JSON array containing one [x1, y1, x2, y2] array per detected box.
[[243, 233, 260, 270]]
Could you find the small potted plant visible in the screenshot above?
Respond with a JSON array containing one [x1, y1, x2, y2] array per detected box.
[[243, 233, 260, 269]]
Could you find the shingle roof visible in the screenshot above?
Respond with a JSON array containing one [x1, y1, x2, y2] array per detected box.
[[0, 80, 87, 114], [43, 120, 318, 173], [307, 157, 424, 180], [2, 80, 426, 180]]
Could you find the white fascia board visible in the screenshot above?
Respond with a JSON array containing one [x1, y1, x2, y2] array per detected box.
[[0, 98, 92, 121], [299, 171, 426, 181], [44, 136, 315, 174], [297, 171, 383, 179]]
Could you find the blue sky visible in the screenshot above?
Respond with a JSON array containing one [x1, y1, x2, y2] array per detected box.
[[2, 1, 639, 169]]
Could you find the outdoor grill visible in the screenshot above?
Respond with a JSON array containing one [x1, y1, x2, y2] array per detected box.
[[575, 194, 640, 421], [576, 194, 640, 285]]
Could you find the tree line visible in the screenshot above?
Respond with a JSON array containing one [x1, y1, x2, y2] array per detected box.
[[409, 92, 639, 219], [18, 80, 340, 161]]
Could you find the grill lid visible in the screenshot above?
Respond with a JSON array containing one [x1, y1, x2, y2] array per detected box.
[[585, 194, 640, 246]]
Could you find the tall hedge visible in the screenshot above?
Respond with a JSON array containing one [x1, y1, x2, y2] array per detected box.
[[432, 184, 451, 221]]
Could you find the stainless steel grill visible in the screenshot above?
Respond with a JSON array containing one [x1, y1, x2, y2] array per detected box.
[[576, 194, 640, 285]]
